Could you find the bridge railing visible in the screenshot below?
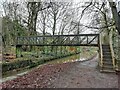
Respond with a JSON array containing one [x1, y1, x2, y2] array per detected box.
[[16, 34, 99, 46], [109, 29, 116, 69], [99, 34, 103, 68], [112, 30, 120, 70]]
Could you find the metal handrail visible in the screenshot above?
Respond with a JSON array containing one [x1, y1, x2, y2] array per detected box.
[[109, 29, 116, 69], [112, 30, 119, 70], [99, 34, 103, 67]]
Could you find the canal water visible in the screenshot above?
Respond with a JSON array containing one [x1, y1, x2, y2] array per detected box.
[[1, 51, 97, 83]]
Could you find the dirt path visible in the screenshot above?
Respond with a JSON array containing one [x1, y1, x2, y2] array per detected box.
[[48, 55, 118, 88], [2, 55, 118, 88]]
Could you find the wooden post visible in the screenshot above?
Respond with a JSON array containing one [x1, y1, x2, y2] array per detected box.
[[16, 45, 18, 58]]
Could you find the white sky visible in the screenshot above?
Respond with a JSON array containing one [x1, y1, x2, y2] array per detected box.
[[0, 0, 120, 34]]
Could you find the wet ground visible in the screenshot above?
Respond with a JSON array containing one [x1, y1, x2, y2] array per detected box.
[[48, 55, 118, 88], [1, 54, 118, 88]]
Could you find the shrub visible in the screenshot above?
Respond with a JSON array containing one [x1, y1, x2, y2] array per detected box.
[[2, 51, 81, 74], [2, 59, 33, 73]]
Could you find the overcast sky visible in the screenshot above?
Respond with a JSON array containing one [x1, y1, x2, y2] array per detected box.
[[0, 0, 120, 34]]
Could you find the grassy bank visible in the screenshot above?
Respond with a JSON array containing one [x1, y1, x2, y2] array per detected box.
[[2, 52, 81, 76], [2, 47, 98, 77]]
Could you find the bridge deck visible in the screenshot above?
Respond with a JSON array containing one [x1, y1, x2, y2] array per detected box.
[[16, 34, 99, 47]]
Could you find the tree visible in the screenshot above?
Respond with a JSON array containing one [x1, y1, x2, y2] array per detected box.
[[27, 2, 41, 35]]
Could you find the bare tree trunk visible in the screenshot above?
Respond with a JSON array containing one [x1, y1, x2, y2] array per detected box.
[[27, 2, 41, 36]]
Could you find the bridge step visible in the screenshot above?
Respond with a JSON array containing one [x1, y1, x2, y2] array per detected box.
[[101, 45, 115, 72], [103, 55, 112, 59], [100, 66, 115, 73], [102, 64, 113, 69], [100, 69, 115, 73], [103, 52, 111, 54], [102, 49, 110, 51], [103, 61, 113, 65]]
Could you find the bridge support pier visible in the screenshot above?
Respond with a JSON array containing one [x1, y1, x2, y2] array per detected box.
[[16, 45, 22, 58]]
